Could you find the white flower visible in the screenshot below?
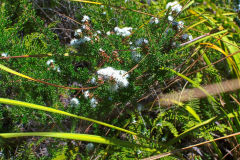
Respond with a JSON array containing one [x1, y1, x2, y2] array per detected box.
[[53, 66, 61, 72], [82, 25, 86, 30], [129, 41, 133, 45], [106, 31, 111, 35], [83, 36, 91, 41], [97, 67, 115, 79], [132, 54, 141, 61], [189, 34, 193, 41], [137, 150, 142, 155], [100, 5, 104, 8], [114, 27, 132, 37], [70, 38, 80, 46], [132, 119, 137, 124], [46, 59, 54, 65], [135, 38, 148, 46], [84, 90, 90, 99], [131, 47, 141, 62], [56, 67, 61, 72], [74, 29, 82, 36], [90, 98, 98, 108], [70, 98, 79, 106], [1, 53, 8, 57], [81, 15, 90, 22], [97, 67, 129, 91], [103, 11, 106, 15], [78, 36, 91, 44], [168, 15, 174, 22], [96, 30, 101, 34], [181, 34, 189, 40], [177, 21, 184, 30], [166, 1, 182, 14], [150, 17, 159, 24], [90, 77, 96, 84], [162, 137, 167, 142]]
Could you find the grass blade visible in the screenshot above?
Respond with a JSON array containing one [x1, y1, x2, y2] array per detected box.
[[0, 98, 137, 136], [0, 132, 139, 149], [201, 42, 240, 77]]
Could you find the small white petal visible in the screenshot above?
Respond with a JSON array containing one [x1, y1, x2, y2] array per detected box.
[[1, 53, 8, 57], [114, 27, 132, 37], [82, 25, 86, 30], [166, 1, 182, 14], [90, 77, 96, 84], [90, 98, 98, 108], [46, 59, 54, 65], [70, 38, 79, 46], [177, 21, 184, 30], [74, 29, 82, 36], [168, 15, 174, 22], [135, 38, 148, 46], [70, 98, 79, 106], [189, 35, 193, 41], [96, 30, 101, 34], [150, 17, 159, 24], [84, 90, 90, 99], [81, 15, 90, 22]]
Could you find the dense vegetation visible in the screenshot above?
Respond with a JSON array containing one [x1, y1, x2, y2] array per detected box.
[[0, 0, 240, 159]]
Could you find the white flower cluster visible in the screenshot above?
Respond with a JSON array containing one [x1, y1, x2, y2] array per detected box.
[[90, 98, 98, 108], [170, 18, 184, 31], [166, 1, 193, 41], [74, 29, 82, 36], [131, 47, 141, 62], [166, 1, 182, 14], [83, 90, 98, 108], [106, 31, 111, 35], [46, 59, 60, 72], [129, 38, 148, 62], [97, 67, 129, 91], [166, 1, 184, 31], [70, 15, 92, 46], [181, 34, 193, 41], [114, 27, 132, 37], [70, 98, 80, 106], [81, 15, 90, 22], [90, 77, 96, 84], [70, 36, 91, 46], [149, 17, 159, 24], [177, 21, 184, 30], [135, 38, 149, 46], [1, 53, 8, 57]]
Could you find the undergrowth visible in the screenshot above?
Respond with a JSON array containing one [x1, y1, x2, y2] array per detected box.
[[0, 0, 240, 159]]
